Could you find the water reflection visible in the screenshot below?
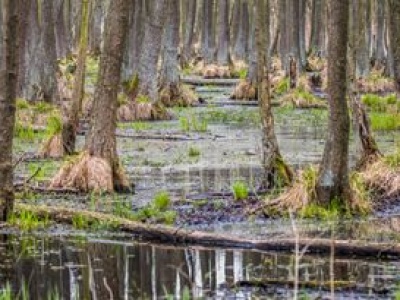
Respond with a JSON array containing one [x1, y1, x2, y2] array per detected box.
[[0, 234, 400, 299]]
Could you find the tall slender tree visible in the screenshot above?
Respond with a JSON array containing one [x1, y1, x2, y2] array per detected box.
[[316, 0, 351, 205], [255, 0, 292, 188], [389, 0, 400, 95], [51, 0, 131, 193], [0, 0, 19, 220]]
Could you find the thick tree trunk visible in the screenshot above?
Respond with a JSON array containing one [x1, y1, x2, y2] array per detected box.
[[24, 0, 59, 103], [299, 0, 307, 69], [51, 0, 131, 193], [256, 0, 292, 188], [54, 0, 69, 58], [388, 0, 400, 95], [181, 0, 197, 67], [216, 0, 231, 66], [61, 0, 90, 156], [201, 0, 215, 64], [316, 0, 351, 205], [137, 0, 168, 101], [0, 0, 19, 221], [279, 0, 288, 71]]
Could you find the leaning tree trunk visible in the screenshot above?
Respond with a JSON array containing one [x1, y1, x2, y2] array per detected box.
[[60, 0, 90, 156], [316, 0, 351, 206], [256, 0, 292, 189], [389, 0, 400, 95], [181, 0, 197, 67], [348, 2, 382, 169], [51, 0, 131, 193], [216, 0, 231, 66], [0, 0, 19, 221]]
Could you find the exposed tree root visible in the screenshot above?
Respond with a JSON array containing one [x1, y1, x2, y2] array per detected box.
[[230, 80, 257, 100], [50, 151, 131, 193], [117, 101, 173, 122], [38, 133, 64, 159], [159, 84, 198, 107], [13, 203, 400, 258]]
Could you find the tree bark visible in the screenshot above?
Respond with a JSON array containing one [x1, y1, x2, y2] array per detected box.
[[309, 0, 326, 56], [181, 0, 197, 67], [0, 0, 19, 221], [62, 0, 90, 155], [216, 0, 231, 66], [233, 0, 249, 61], [201, 0, 215, 64], [51, 0, 131, 193], [89, 0, 103, 56], [256, 0, 292, 188], [388, 0, 400, 95], [316, 0, 351, 205], [374, 0, 386, 69], [355, 0, 370, 77], [137, 0, 168, 102]]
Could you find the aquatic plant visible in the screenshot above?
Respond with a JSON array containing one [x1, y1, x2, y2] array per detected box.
[[188, 146, 201, 157], [232, 181, 249, 201], [369, 112, 400, 131], [153, 191, 171, 211], [14, 122, 35, 141], [179, 115, 208, 132], [8, 210, 49, 231]]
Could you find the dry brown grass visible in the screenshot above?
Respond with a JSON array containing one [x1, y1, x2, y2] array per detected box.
[[202, 64, 231, 79], [38, 134, 64, 159], [50, 152, 114, 193], [360, 156, 400, 198], [117, 101, 172, 122], [160, 84, 197, 107], [230, 80, 257, 100]]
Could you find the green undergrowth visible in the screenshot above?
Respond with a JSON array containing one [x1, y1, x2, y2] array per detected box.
[[362, 93, 399, 113], [179, 114, 208, 132], [8, 209, 49, 231], [232, 181, 249, 201], [369, 112, 400, 131]]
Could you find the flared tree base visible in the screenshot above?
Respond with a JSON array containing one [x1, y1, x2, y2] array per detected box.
[[50, 151, 132, 193], [118, 101, 173, 122], [159, 84, 197, 107]]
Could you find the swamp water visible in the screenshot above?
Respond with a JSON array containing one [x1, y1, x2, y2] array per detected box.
[[1, 232, 400, 299]]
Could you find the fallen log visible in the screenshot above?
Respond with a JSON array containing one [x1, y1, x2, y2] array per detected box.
[[116, 133, 205, 141], [14, 204, 400, 259]]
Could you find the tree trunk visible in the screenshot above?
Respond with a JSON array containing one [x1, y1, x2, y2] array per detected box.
[[316, 0, 351, 205], [309, 0, 326, 56], [279, 0, 288, 71], [201, 0, 215, 64], [54, 0, 69, 58], [233, 0, 249, 61], [181, 0, 197, 67], [62, 0, 90, 156], [51, 0, 131, 193], [216, 0, 231, 66], [299, 0, 307, 69], [256, 0, 292, 189], [355, 0, 370, 77], [89, 0, 103, 56], [24, 0, 59, 103], [0, 0, 19, 221], [388, 0, 400, 95], [374, 0, 386, 69], [137, 0, 168, 101]]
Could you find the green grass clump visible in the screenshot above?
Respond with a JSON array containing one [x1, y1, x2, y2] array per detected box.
[[33, 101, 54, 114], [179, 115, 208, 132], [14, 122, 35, 141], [232, 181, 249, 201], [153, 191, 171, 211], [369, 112, 400, 131], [362, 93, 399, 113], [8, 210, 49, 231], [188, 146, 201, 157], [16, 98, 30, 110], [72, 214, 91, 230], [137, 94, 150, 104], [46, 114, 62, 136], [274, 77, 289, 95]]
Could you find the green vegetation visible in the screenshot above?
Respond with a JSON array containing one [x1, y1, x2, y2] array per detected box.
[[14, 122, 36, 141], [72, 213, 91, 230], [119, 121, 151, 131], [16, 98, 30, 110], [232, 181, 249, 201], [8, 210, 49, 231], [369, 112, 400, 131], [362, 93, 399, 113], [45, 114, 63, 136], [273, 77, 289, 95], [153, 191, 171, 211], [188, 146, 201, 157], [179, 115, 208, 132]]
